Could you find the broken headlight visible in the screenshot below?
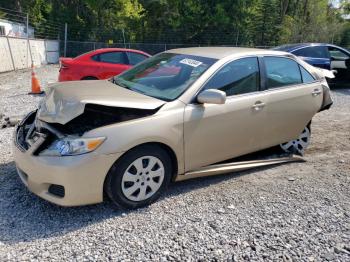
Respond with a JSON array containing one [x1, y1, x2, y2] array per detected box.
[[40, 137, 106, 156]]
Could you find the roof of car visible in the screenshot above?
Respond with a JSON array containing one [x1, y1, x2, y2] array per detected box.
[[166, 47, 288, 59], [82, 48, 151, 56], [273, 43, 332, 52], [274, 43, 350, 53]]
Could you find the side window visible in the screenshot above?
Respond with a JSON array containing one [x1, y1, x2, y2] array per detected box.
[[299, 66, 315, 83], [293, 46, 329, 59], [203, 57, 260, 96], [127, 52, 148, 65], [98, 52, 127, 64], [0, 26, 5, 36], [264, 57, 302, 88], [328, 47, 350, 60], [91, 54, 99, 61]]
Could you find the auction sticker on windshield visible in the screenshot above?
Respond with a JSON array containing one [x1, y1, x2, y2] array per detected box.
[[180, 58, 203, 67]]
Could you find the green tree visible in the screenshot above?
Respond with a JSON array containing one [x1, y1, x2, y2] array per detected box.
[[0, 0, 348, 47]]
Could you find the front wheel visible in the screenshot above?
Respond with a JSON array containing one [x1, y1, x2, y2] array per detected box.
[[105, 145, 172, 209], [280, 125, 311, 156]]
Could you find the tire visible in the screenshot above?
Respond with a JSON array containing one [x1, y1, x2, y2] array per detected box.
[[280, 125, 311, 156], [81, 76, 98, 80], [104, 145, 172, 209]]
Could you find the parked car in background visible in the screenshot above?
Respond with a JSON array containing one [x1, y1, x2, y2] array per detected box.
[[274, 43, 350, 83], [58, 48, 151, 82], [15, 47, 333, 209]]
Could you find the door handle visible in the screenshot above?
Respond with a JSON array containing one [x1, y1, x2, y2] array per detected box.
[[312, 89, 322, 96], [252, 101, 265, 111]]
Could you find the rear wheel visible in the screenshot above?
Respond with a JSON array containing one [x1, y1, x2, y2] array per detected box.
[[105, 145, 172, 209], [280, 125, 311, 156]]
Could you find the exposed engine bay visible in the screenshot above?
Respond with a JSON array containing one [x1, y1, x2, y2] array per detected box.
[[50, 104, 159, 135], [15, 105, 159, 155]]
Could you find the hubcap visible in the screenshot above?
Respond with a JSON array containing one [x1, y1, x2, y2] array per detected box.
[[280, 126, 310, 155], [121, 156, 165, 202]]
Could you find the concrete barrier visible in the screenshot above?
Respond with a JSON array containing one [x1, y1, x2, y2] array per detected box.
[[0, 37, 14, 72], [0, 36, 59, 73]]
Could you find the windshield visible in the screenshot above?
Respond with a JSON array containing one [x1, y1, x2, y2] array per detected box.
[[113, 53, 217, 101]]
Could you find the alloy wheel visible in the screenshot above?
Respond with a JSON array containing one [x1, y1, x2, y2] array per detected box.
[[121, 156, 165, 202], [280, 126, 311, 155]]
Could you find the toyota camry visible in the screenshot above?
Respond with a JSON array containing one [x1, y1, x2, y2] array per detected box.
[[14, 47, 333, 209]]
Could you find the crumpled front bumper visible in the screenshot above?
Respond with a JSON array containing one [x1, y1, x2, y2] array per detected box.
[[13, 112, 121, 206]]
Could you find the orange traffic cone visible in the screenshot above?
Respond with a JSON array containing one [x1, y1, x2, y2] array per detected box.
[[29, 65, 44, 95]]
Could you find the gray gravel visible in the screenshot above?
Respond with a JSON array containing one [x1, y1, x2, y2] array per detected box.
[[0, 66, 350, 261]]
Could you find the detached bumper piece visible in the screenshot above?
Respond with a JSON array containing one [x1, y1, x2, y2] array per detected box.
[[176, 156, 304, 181]]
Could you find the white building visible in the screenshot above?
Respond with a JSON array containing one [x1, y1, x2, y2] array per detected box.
[[0, 19, 34, 38]]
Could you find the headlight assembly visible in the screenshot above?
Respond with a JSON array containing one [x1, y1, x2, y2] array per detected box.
[[40, 137, 106, 156]]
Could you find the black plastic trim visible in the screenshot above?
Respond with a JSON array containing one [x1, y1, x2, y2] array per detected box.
[[48, 184, 65, 198]]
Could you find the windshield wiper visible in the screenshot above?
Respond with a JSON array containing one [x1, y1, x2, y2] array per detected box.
[[112, 77, 130, 89]]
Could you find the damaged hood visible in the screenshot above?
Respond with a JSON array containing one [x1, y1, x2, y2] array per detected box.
[[37, 80, 166, 124]]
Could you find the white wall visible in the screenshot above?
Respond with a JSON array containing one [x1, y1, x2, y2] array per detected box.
[[0, 19, 35, 38], [0, 36, 59, 73]]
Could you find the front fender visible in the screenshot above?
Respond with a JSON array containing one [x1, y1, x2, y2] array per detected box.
[[83, 101, 185, 174]]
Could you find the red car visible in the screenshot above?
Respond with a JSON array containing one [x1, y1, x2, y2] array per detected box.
[[58, 48, 151, 82]]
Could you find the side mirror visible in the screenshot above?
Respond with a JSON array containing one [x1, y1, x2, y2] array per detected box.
[[197, 89, 226, 104]]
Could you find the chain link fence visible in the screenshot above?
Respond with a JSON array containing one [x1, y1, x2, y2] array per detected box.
[[62, 41, 276, 57], [1, 6, 349, 61]]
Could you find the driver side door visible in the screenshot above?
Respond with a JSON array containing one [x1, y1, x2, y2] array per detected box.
[[184, 57, 268, 172]]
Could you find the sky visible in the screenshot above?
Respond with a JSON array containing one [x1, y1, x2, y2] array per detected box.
[[331, 0, 341, 8]]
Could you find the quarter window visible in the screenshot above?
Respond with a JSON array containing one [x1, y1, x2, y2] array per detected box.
[[127, 52, 148, 65], [300, 66, 315, 83], [264, 57, 302, 88], [98, 52, 127, 64], [293, 46, 329, 59], [203, 57, 260, 96]]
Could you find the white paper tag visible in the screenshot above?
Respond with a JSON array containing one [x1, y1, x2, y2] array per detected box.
[[180, 58, 203, 67]]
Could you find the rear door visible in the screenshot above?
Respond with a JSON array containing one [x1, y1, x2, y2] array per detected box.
[[96, 51, 130, 79], [261, 56, 323, 148], [292, 46, 330, 69]]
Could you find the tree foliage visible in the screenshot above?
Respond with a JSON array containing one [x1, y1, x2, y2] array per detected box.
[[0, 0, 349, 47]]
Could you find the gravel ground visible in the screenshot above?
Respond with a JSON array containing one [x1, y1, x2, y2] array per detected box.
[[0, 65, 349, 261]]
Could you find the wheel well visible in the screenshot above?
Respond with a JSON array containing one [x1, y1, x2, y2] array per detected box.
[[146, 142, 179, 180], [103, 142, 179, 196], [81, 76, 98, 80], [129, 142, 178, 181]]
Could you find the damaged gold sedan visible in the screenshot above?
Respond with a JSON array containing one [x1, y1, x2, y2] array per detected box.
[[14, 47, 333, 209]]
